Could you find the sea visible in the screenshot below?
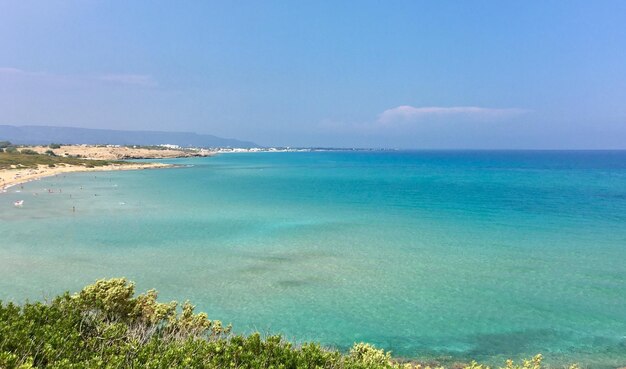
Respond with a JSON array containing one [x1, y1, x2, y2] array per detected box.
[[1, 151, 625, 368]]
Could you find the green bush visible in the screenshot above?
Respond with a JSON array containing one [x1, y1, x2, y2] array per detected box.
[[0, 279, 580, 369], [49, 143, 62, 149], [0, 141, 11, 149], [19, 149, 38, 155]]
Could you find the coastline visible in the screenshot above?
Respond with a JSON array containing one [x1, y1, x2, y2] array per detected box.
[[0, 144, 213, 191], [0, 162, 173, 191], [27, 144, 214, 160]]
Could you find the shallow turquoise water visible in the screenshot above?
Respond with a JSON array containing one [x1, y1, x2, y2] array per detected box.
[[1, 151, 625, 368]]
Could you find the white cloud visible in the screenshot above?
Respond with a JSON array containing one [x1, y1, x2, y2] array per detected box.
[[377, 105, 527, 124], [0, 67, 26, 75], [0, 67, 157, 87], [318, 105, 529, 137], [0, 67, 50, 78], [98, 74, 158, 87]]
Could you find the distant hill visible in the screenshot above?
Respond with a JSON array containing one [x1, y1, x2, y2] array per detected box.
[[0, 125, 258, 148]]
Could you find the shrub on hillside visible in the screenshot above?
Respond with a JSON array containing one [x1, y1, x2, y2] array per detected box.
[[0, 279, 581, 369]]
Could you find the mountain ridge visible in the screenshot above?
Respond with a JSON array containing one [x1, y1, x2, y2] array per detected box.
[[0, 125, 258, 148]]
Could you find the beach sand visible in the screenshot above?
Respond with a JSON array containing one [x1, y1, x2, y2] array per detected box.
[[28, 145, 214, 160], [0, 144, 215, 191], [0, 162, 172, 191]]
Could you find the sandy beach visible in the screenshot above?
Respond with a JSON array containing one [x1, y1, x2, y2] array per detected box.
[[0, 144, 211, 191], [0, 162, 172, 191], [28, 145, 214, 160]]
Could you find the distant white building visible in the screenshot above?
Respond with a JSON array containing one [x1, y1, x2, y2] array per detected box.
[[159, 144, 181, 149]]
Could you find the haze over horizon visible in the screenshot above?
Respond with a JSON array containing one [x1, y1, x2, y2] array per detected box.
[[1, 1, 626, 149]]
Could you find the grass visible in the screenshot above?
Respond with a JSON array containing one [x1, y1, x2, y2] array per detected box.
[[0, 150, 124, 170]]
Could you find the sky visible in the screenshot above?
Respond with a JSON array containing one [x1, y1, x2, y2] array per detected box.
[[1, 1, 626, 149]]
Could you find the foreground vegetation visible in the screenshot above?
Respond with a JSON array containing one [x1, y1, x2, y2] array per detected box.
[[0, 150, 120, 170], [0, 279, 580, 369]]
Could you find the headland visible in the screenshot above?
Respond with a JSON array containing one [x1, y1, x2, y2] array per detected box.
[[0, 144, 212, 190]]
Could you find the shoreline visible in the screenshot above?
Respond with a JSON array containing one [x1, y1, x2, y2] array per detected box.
[[0, 144, 211, 191], [0, 162, 174, 191]]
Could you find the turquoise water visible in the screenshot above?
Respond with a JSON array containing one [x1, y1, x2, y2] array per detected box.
[[1, 151, 625, 368]]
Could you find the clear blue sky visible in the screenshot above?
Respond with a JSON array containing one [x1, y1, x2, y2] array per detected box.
[[1, 1, 625, 148]]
